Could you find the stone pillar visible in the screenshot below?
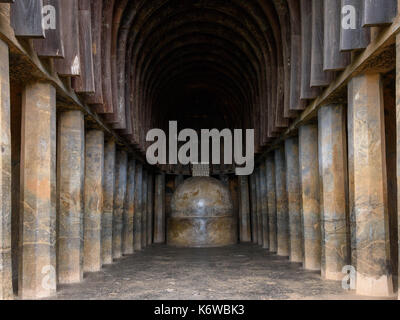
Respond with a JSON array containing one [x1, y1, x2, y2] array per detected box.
[[134, 163, 143, 251], [175, 174, 184, 188], [255, 167, 263, 246], [347, 78, 357, 272], [102, 139, 116, 265], [348, 74, 393, 297], [57, 110, 85, 284], [142, 169, 148, 248], [154, 173, 166, 244], [112, 150, 127, 260], [396, 34, 400, 300], [299, 124, 321, 271], [19, 82, 56, 299], [318, 104, 349, 281], [147, 173, 154, 246], [238, 176, 251, 243], [219, 174, 229, 187], [275, 147, 289, 257], [122, 158, 135, 255], [285, 137, 303, 263], [249, 174, 258, 244], [83, 130, 104, 272], [0, 38, 12, 300], [266, 154, 277, 253], [229, 176, 240, 242], [260, 162, 269, 249]]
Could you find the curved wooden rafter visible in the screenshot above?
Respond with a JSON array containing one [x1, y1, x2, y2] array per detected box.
[[5, 0, 397, 173]]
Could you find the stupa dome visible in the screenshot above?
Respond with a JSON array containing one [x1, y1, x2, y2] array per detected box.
[[167, 177, 237, 247]]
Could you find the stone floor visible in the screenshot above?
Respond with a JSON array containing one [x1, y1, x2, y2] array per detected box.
[[48, 244, 393, 300]]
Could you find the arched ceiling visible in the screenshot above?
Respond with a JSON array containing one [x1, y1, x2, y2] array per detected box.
[[9, 0, 399, 174], [91, 0, 301, 156]]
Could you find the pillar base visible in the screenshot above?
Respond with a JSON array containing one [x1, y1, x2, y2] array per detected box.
[[322, 270, 344, 282], [304, 265, 321, 272], [290, 257, 303, 264], [356, 273, 394, 297], [58, 274, 82, 285]]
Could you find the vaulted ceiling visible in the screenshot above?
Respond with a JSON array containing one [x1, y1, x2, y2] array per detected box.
[[10, 0, 397, 171], [87, 0, 306, 154]]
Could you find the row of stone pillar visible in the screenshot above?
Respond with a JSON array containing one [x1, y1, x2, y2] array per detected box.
[[239, 72, 396, 298], [27, 106, 160, 299], [0, 38, 166, 299]]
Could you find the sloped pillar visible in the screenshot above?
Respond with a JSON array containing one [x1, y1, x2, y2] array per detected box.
[[19, 82, 56, 299], [348, 74, 393, 297], [102, 139, 116, 265], [154, 173, 166, 244], [134, 163, 143, 251], [142, 169, 148, 248], [318, 104, 349, 281], [238, 176, 251, 243], [259, 163, 269, 249], [113, 150, 127, 260], [249, 174, 258, 244], [122, 158, 135, 255], [299, 124, 321, 271], [0, 39, 12, 300], [83, 130, 104, 272], [275, 147, 290, 257], [285, 137, 303, 263], [266, 154, 277, 253], [57, 110, 85, 284], [147, 173, 154, 246]]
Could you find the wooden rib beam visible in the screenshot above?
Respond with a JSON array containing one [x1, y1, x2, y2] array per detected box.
[[33, 0, 64, 58], [340, 0, 371, 52], [262, 10, 400, 155], [54, 0, 80, 77], [0, 6, 147, 165], [10, 0, 43, 38]]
